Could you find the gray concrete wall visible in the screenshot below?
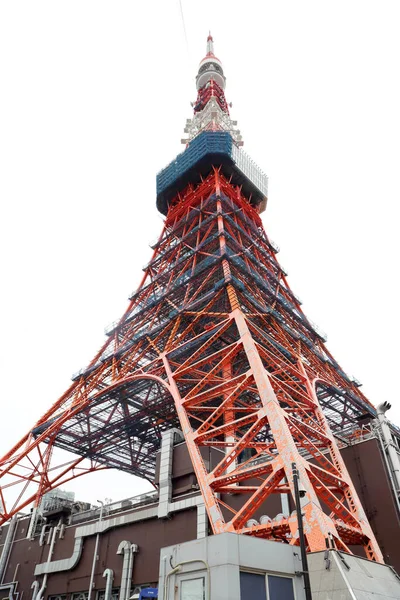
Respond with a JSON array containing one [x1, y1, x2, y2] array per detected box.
[[308, 550, 400, 600]]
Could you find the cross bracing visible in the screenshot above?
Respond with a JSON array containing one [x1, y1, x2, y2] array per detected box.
[[0, 36, 389, 564]]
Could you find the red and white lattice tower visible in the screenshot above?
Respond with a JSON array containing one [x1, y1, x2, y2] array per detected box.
[[0, 36, 383, 561]]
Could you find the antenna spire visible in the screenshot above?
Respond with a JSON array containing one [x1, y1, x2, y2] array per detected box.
[[206, 31, 214, 56], [181, 36, 244, 147]]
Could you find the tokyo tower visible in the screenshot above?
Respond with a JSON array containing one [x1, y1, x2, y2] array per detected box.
[[0, 35, 384, 563]]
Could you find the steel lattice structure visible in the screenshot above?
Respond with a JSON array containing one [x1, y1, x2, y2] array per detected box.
[[0, 36, 384, 562]]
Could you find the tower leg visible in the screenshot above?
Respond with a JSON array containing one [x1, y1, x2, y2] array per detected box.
[[162, 306, 383, 562]]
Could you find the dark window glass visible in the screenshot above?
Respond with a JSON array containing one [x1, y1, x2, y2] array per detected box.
[[239, 571, 266, 600], [198, 62, 223, 76], [268, 575, 295, 600]]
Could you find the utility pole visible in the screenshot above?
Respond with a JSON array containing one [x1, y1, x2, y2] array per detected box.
[[292, 463, 312, 600]]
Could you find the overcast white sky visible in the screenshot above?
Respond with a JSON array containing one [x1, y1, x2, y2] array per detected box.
[[0, 1, 399, 506]]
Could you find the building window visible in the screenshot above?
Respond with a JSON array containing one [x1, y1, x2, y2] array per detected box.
[[240, 572, 266, 599], [267, 575, 295, 600], [180, 577, 205, 600], [239, 572, 295, 600], [97, 589, 119, 600], [71, 593, 89, 600]]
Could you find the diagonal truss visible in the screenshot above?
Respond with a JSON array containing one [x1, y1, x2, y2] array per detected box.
[[0, 169, 383, 562]]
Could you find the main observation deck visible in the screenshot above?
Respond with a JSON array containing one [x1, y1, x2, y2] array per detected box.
[[156, 131, 268, 215]]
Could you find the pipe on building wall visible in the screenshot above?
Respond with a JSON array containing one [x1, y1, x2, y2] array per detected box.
[[0, 582, 16, 600], [34, 495, 204, 578], [31, 581, 39, 600], [88, 502, 104, 600], [45, 529, 52, 546], [26, 508, 39, 541], [163, 558, 210, 600], [163, 566, 180, 600], [102, 569, 114, 600], [117, 541, 130, 600], [374, 427, 400, 516], [34, 536, 84, 577], [36, 521, 61, 600], [39, 521, 48, 547], [34, 506, 157, 577], [12, 565, 19, 586], [117, 542, 138, 600], [377, 402, 400, 495], [0, 516, 18, 583], [125, 547, 133, 600], [196, 503, 207, 539], [127, 544, 138, 600], [158, 429, 183, 519]]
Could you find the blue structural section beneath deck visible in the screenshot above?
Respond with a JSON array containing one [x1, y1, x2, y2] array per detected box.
[[156, 131, 268, 215]]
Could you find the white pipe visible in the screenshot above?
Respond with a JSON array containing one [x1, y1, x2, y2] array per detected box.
[[375, 428, 400, 515], [163, 558, 210, 600], [125, 545, 137, 600], [163, 566, 180, 600], [162, 556, 167, 591], [88, 502, 104, 600], [117, 541, 129, 600], [102, 569, 114, 600], [117, 542, 137, 600], [12, 565, 19, 585], [0, 583, 15, 600], [377, 402, 400, 493], [39, 524, 48, 547], [0, 516, 18, 583], [36, 521, 61, 600], [31, 581, 39, 600], [26, 508, 39, 541]]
